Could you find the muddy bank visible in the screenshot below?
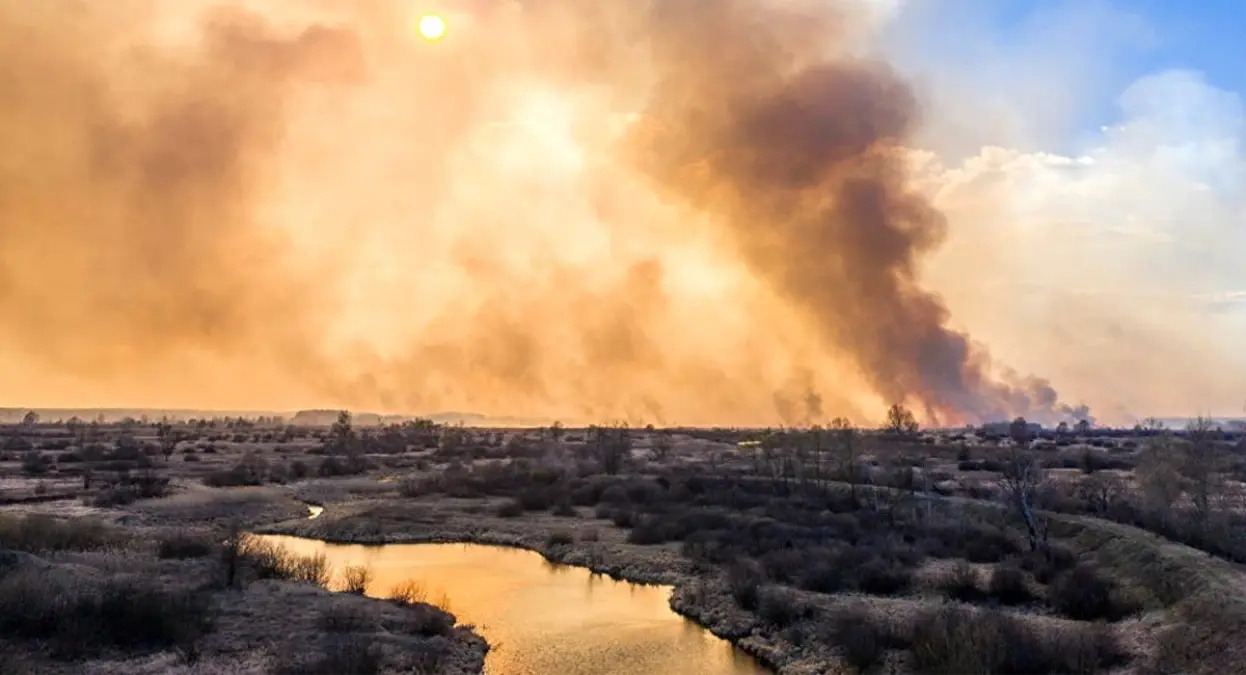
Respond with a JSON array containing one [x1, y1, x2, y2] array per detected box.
[[257, 497, 817, 673]]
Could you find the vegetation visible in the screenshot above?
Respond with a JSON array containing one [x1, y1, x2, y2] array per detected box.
[[1, 408, 1244, 673]]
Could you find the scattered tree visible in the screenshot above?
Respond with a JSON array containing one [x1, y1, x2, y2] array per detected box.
[[998, 447, 1048, 551], [1008, 417, 1032, 446], [882, 404, 919, 438]]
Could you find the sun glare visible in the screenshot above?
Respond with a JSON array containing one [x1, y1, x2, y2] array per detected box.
[[418, 14, 446, 41]]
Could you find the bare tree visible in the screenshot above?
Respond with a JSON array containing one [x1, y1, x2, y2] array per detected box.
[[156, 422, 181, 462], [1077, 472, 1125, 516], [20, 411, 38, 428], [1074, 419, 1091, 435], [1137, 431, 1184, 527], [650, 431, 673, 463], [830, 417, 860, 502], [998, 447, 1049, 551], [591, 423, 630, 475], [1181, 416, 1225, 532], [329, 410, 357, 455], [882, 404, 919, 439]]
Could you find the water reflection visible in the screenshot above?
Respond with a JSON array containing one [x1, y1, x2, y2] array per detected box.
[[255, 535, 769, 675]]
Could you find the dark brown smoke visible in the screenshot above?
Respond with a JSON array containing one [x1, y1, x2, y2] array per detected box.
[[621, 0, 1084, 425], [0, 0, 1089, 425]]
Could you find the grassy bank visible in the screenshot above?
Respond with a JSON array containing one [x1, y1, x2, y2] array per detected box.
[[0, 509, 489, 675]]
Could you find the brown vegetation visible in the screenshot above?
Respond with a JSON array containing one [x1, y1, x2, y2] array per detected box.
[[2, 410, 1245, 674]]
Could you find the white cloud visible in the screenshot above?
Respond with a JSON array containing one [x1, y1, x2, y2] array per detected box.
[[915, 69, 1246, 417]]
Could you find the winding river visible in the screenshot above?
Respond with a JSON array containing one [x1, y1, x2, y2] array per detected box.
[[254, 534, 768, 675]]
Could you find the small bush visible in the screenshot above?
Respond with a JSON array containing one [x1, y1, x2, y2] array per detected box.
[[341, 564, 373, 594], [0, 571, 211, 658], [826, 607, 896, 673], [238, 537, 332, 587], [389, 579, 428, 605], [941, 561, 980, 602], [908, 604, 1123, 674], [317, 604, 375, 633], [158, 531, 214, 559], [545, 530, 574, 548], [0, 513, 120, 553], [757, 586, 808, 627], [987, 563, 1033, 605], [727, 562, 763, 610], [278, 634, 383, 675], [494, 499, 524, 518], [1049, 563, 1133, 621], [855, 556, 912, 596]]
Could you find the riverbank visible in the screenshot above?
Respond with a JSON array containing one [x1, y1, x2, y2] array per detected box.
[[256, 495, 820, 674], [0, 505, 491, 675]]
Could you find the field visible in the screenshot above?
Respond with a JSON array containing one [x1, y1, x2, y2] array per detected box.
[[2, 411, 1245, 674]]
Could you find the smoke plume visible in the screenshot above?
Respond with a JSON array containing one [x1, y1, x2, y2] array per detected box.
[[0, 0, 1090, 426]]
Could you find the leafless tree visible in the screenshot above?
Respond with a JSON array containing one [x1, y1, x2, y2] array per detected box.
[[882, 404, 919, 438], [998, 447, 1049, 551], [650, 431, 673, 463], [591, 423, 630, 476], [1077, 472, 1125, 516], [1181, 416, 1225, 532], [830, 417, 860, 502], [1137, 431, 1185, 526]]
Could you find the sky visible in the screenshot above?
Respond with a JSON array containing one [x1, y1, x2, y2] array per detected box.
[[0, 0, 1242, 425], [870, 0, 1246, 420]]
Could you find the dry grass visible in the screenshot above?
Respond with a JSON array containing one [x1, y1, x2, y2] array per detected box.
[[0, 512, 124, 553]]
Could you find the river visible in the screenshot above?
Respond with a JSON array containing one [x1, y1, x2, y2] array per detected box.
[[254, 534, 769, 675]]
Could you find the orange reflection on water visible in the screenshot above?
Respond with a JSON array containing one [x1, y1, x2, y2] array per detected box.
[[256, 535, 769, 675]]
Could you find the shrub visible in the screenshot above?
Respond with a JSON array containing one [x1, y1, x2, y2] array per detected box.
[[389, 579, 428, 604], [341, 564, 372, 594], [941, 561, 980, 602], [0, 513, 120, 553], [1049, 563, 1133, 621], [238, 538, 331, 587], [757, 586, 808, 627], [494, 499, 524, 518], [277, 634, 383, 675], [826, 607, 895, 673], [158, 531, 214, 559], [20, 451, 52, 476], [0, 571, 211, 658], [727, 562, 763, 610], [545, 530, 574, 548], [1018, 545, 1077, 584], [855, 556, 912, 596], [317, 604, 375, 633], [987, 563, 1033, 605], [908, 604, 1123, 674]]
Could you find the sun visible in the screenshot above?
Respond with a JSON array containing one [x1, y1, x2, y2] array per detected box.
[[417, 14, 446, 41]]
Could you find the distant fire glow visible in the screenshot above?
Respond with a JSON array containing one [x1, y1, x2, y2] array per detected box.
[[417, 14, 446, 41]]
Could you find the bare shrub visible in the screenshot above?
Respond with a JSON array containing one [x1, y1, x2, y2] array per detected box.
[[237, 537, 331, 588], [0, 513, 121, 553], [276, 634, 382, 675], [389, 579, 428, 605], [341, 564, 373, 594], [157, 531, 213, 559], [317, 604, 375, 633]]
